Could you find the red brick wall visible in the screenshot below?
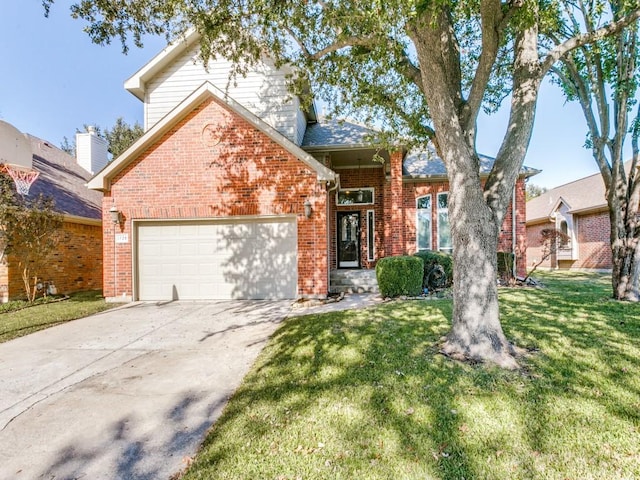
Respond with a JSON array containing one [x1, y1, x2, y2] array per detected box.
[[3, 219, 103, 300], [326, 161, 528, 277], [575, 211, 611, 269], [526, 211, 611, 271], [103, 97, 327, 299], [402, 178, 528, 277], [0, 259, 7, 302]]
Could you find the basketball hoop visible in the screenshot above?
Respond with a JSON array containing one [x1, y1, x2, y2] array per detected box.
[[0, 164, 39, 196]]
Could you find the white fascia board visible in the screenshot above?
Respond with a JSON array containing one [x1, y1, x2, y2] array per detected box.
[[124, 29, 201, 101], [88, 81, 334, 191]]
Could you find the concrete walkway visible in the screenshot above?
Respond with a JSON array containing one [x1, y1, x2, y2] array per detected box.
[[0, 300, 291, 480]]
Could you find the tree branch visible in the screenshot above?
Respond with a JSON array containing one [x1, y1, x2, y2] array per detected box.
[[398, 54, 424, 92], [310, 35, 381, 60], [284, 26, 312, 59], [540, 9, 640, 75], [461, 0, 505, 139], [485, 25, 541, 221]]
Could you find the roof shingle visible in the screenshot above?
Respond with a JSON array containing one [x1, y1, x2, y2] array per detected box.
[[25, 136, 102, 220], [526, 170, 608, 223]]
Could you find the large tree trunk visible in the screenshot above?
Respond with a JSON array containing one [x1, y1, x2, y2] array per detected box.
[[610, 209, 640, 301], [406, 7, 531, 369], [439, 156, 520, 369]]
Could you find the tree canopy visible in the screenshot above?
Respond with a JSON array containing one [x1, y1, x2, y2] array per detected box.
[[60, 118, 143, 159]]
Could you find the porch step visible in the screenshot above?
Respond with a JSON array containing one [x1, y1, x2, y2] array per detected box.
[[330, 269, 379, 294]]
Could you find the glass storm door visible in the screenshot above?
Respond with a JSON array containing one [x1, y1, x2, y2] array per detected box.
[[338, 212, 360, 268]]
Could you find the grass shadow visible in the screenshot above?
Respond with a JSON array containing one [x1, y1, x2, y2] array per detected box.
[[183, 272, 640, 479]]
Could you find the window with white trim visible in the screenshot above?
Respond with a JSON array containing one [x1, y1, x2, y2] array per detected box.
[[336, 188, 374, 205], [437, 192, 452, 253], [416, 195, 432, 251]]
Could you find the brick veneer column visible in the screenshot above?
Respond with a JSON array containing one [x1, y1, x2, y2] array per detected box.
[[390, 150, 404, 256]]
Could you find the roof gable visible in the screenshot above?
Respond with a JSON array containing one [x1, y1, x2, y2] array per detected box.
[[88, 82, 335, 191], [125, 30, 201, 101], [526, 169, 609, 223]]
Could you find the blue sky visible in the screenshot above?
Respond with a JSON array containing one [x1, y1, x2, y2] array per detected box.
[[1, 2, 603, 189]]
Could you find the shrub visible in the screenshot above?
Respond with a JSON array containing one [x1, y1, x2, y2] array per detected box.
[[375, 256, 423, 298], [414, 251, 453, 289], [497, 251, 515, 280]]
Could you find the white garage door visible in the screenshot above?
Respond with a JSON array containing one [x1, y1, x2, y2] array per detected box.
[[136, 218, 297, 300]]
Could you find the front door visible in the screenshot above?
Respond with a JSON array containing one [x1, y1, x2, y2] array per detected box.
[[337, 212, 360, 268]]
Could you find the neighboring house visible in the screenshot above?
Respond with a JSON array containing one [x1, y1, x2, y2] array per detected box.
[[0, 128, 104, 301], [88, 31, 534, 301], [526, 170, 611, 271]]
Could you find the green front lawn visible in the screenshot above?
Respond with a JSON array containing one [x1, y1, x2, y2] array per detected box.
[[182, 272, 640, 480], [0, 291, 119, 343]]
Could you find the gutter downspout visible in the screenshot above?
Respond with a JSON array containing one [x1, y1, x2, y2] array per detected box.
[[512, 185, 517, 278], [327, 173, 341, 295]]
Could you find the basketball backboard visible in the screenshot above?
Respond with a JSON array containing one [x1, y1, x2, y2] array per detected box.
[[0, 120, 39, 195], [0, 120, 32, 170]]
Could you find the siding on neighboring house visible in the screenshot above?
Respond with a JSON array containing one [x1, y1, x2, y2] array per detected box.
[[144, 43, 302, 143]]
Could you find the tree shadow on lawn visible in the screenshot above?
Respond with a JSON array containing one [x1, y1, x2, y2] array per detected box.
[[187, 278, 639, 479], [186, 301, 494, 479], [36, 389, 225, 480]]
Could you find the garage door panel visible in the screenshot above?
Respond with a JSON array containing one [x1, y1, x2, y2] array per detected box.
[[257, 222, 295, 239], [137, 218, 297, 301]]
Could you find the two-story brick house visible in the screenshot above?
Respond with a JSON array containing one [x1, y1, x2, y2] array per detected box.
[[88, 31, 534, 301]]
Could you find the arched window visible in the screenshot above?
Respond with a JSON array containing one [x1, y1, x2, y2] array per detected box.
[[560, 220, 569, 247]]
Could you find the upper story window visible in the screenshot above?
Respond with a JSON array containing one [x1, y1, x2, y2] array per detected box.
[[336, 188, 374, 205], [416, 195, 432, 251], [437, 192, 452, 253]]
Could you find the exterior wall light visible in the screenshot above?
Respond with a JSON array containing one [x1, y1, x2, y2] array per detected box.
[[109, 205, 121, 224], [304, 199, 312, 219]]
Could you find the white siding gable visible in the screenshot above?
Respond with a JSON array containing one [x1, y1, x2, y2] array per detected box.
[[144, 43, 304, 144]]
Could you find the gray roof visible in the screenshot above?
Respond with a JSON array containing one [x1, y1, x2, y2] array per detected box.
[[25, 135, 102, 220], [527, 169, 607, 223], [403, 148, 539, 179], [301, 120, 540, 180], [302, 119, 376, 149]]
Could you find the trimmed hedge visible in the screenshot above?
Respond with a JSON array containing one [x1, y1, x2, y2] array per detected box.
[[414, 251, 453, 288], [375, 256, 424, 298]]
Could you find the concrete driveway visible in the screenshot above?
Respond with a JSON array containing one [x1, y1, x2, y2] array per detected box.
[[0, 300, 292, 480]]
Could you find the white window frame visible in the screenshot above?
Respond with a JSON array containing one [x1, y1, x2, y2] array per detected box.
[[336, 187, 375, 206], [437, 192, 453, 253], [416, 195, 432, 251], [367, 209, 375, 261]]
